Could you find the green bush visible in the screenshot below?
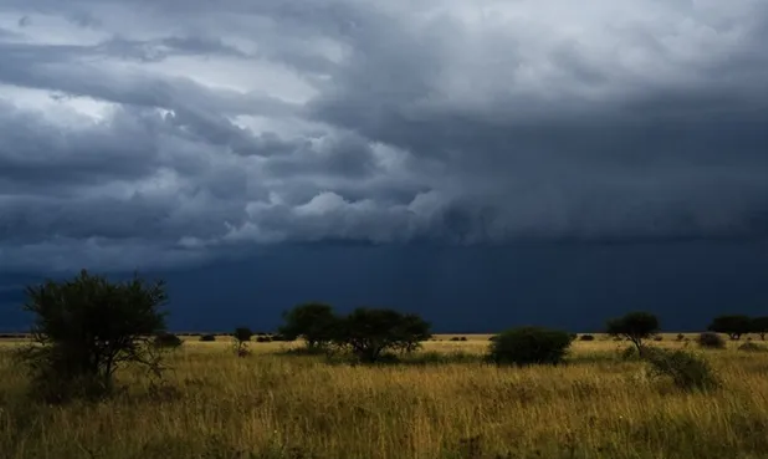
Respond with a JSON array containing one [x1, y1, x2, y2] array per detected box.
[[488, 327, 572, 366], [17, 269, 168, 403], [643, 347, 719, 391], [199, 334, 216, 342], [697, 332, 726, 349]]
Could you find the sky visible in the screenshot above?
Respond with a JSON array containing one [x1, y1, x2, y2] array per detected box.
[[1, 0, 767, 332]]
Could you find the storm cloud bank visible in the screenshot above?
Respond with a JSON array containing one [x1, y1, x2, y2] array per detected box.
[[1, 0, 768, 271]]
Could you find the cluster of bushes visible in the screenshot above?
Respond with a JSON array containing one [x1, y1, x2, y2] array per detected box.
[[9, 270, 753, 404], [274, 303, 432, 362]]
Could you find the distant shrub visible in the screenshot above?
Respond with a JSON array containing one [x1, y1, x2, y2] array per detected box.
[[255, 336, 272, 343], [569, 333, 578, 341], [676, 333, 685, 342], [738, 342, 768, 353], [489, 327, 572, 366], [199, 334, 216, 342], [460, 336, 467, 341], [450, 337, 460, 341], [579, 334, 595, 341], [488, 336, 498, 342], [697, 332, 726, 349], [643, 347, 719, 391], [153, 333, 183, 349], [653, 335, 663, 342]]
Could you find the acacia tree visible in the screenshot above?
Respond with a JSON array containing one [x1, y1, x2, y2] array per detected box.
[[606, 311, 660, 353], [278, 302, 338, 351], [333, 308, 431, 363], [18, 269, 168, 402], [708, 315, 752, 340], [233, 327, 254, 355]]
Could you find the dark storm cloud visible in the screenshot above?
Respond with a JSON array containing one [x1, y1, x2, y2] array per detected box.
[[1, 0, 768, 271]]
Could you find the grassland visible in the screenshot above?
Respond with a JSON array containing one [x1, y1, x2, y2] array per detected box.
[[1, 334, 767, 459]]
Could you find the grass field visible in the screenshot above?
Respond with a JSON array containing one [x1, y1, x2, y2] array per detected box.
[[1, 334, 768, 459]]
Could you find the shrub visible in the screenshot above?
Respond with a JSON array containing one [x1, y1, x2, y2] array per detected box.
[[460, 336, 468, 341], [738, 342, 768, 353], [676, 333, 685, 341], [697, 332, 726, 349], [579, 334, 595, 341], [450, 337, 461, 341], [488, 327, 572, 366], [606, 311, 660, 352], [643, 347, 719, 391], [153, 333, 183, 349], [332, 308, 432, 363], [199, 334, 216, 342], [653, 335, 663, 341], [16, 269, 168, 402], [255, 336, 272, 343]]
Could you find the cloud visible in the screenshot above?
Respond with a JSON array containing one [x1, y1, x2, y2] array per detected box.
[[1, 0, 767, 272]]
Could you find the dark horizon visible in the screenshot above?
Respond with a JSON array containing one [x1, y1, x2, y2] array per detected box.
[[3, 239, 767, 334]]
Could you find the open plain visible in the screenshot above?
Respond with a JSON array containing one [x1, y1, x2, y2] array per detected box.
[[1, 334, 767, 459]]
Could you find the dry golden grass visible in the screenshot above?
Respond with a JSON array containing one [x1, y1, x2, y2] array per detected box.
[[1, 335, 768, 459]]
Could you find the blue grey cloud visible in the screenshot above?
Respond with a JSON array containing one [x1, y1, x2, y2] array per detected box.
[[1, 0, 767, 272]]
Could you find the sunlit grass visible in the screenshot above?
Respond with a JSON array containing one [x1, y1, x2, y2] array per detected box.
[[1, 336, 767, 458]]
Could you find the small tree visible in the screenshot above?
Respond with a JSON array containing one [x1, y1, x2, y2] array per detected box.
[[708, 315, 752, 340], [606, 311, 660, 353], [751, 317, 768, 341], [233, 327, 254, 356], [18, 269, 168, 402], [333, 308, 431, 363], [278, 302, 339, 351], [489, 327, 572, 366]]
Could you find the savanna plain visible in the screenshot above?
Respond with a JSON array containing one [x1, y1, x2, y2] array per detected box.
[[1, 334, 767, 459]]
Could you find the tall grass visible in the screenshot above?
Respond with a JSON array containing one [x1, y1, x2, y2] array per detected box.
[[0, 336, 767, 459]]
